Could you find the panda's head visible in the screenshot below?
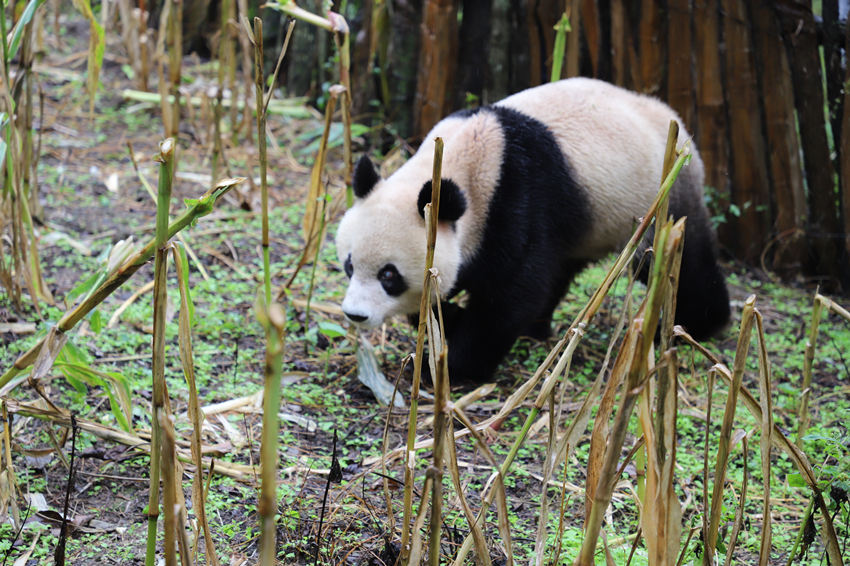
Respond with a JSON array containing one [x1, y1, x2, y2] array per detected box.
[[335, 156, 468, 327]]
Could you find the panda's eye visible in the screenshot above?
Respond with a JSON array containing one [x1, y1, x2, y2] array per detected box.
[[343, 254, 353, 278], [377, 263, 408, 296]]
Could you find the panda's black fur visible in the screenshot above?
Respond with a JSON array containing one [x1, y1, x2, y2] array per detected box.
[[338, 79, 730, 384]]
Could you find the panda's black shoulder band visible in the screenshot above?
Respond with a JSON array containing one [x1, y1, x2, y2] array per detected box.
[[418, 178, 467, 222], [353, 155, 380, 198]]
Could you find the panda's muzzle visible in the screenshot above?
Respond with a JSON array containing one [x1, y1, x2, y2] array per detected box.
[[343, 311, 369, 324]]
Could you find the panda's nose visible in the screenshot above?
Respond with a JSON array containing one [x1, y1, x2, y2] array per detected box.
[[344, 311, 368, 323]]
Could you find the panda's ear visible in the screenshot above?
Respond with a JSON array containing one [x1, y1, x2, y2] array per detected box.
[[352, 155, 380, 198], [417, 179, 467, 223]]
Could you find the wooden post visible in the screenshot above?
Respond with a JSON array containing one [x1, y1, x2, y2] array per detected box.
[[457, 0, 492, 105], [750, 0, 807, 274], [667, 0, 694, 129], [610, 0, 638, 88], [693, 0, 730, 212], [565, 0, 582, 78], [581, 0, 600, 76], [527, 0, 562, 85], [413, 0, 459, 137], [722, 0, 772, 263], [775, 0, 842, 286], [638, 0, 665, 95], [841, 4, 850, 288]]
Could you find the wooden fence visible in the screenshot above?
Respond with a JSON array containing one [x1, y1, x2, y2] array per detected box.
[[348, 0, 850, 290]]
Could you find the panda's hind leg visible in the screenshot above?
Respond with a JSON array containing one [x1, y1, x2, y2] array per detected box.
[[635, 210, 730, 340], [673, 221, 730, 339]]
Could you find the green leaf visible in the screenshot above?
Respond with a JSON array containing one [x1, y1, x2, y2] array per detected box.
[[0, 112, 8, 172], [72, 0, 105, 114], [174, 243, 194, 324], [318, 321, 345, 339], [89, 309, 103, 333], [67, 269, 106, 303], [7, 0, 47, 63], [787, 472, 807, 488]]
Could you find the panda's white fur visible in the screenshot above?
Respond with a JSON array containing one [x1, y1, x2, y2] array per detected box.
[[336, 78, 728, 383], [497, 78, 704, 257]]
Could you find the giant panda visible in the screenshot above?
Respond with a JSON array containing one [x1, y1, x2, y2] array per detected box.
[[335, 77, 730, 384]]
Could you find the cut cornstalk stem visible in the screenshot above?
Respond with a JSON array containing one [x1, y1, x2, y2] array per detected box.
[[173, 244, 220, 566], [252, 17, 271, 306], [674, 327, 844, 565], [257, 299, 286, 566], [705, 296, 757, 561], [147, 139, 175, 566], [401, 137, 444, 561], [797, 293, 824, 445]]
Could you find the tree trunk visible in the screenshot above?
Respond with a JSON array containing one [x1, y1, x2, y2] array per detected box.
[[750, 0, 807, 274], [610, 0, 638, 88], [638, 0, 665, 95], [666, 0, 694, 129], [527, 0, 562, 85], [776, 0, 842, 287], [389, 0, 424, 138], [413, 0, 459, 137], [581, 0, 600, 76], [565, 0, 582, 78], [692, 0, 730, 220], [596, 0, 612, 81], [841, 4, 850, 289], [350, 0, 375, 117], [721, 0, 772, 262], [823, 0, 844, 152]]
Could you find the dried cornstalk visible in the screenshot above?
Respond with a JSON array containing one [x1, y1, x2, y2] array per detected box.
[[0, 177, 244, 389]]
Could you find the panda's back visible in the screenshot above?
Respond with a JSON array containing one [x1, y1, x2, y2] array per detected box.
[[496, 78, 701, 258]]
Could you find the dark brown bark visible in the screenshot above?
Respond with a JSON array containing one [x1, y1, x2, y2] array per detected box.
[[666, 0, 694, 129], [638, 0, 665, 95], [580, 0, 600, 76], [721, 0, 772, 262], [842, 3, 850, 288], [750, 0, 807, 274], [350, 0, 375, 116], [610, 0, 638, 88], [823, 0, 844, 151], [527, 0, 562, 85], [596, 0, 612, 81], [776, 0, 842, 286], [692, 0, 730, 210], [566, 0, 582, 78], [388, 0, 424, 137], [413, 0, 459, 137]]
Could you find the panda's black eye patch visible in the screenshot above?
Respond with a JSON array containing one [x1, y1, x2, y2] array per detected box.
[[377, 263, 407, 296], [343, 254, 354, 278]]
